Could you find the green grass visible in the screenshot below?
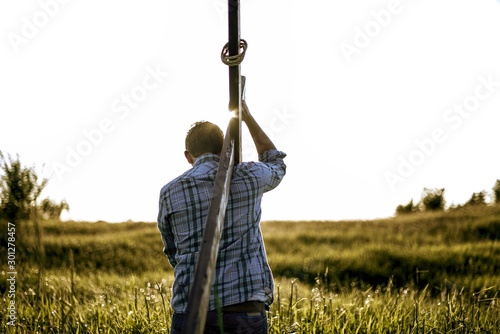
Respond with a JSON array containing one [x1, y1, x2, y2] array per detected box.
[[264, 206, 500, 292], [1, 205, 499, 333], [2, 271, 498, 333]]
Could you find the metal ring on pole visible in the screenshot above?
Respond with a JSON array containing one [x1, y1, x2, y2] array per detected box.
[[221, 39, 248, 66]]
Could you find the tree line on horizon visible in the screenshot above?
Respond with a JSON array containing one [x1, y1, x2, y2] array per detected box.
[[2, 150, 499, 225], [395, 180, 500, 215]]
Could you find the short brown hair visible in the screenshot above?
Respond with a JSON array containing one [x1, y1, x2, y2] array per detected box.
[[185, 121, 224, 157]]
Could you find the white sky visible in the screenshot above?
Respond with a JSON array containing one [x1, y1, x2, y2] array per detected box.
[[1, 0, 499, 223]]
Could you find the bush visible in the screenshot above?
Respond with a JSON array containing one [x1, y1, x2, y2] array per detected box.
[[40, 198, 69, 220], [465, 191, 487, 207], [420, 188, 445, 211], [493, 179, 500, 204], [0, 151, 47, 224], [0, 151, 68, 224], [395, 199, 419, 215]]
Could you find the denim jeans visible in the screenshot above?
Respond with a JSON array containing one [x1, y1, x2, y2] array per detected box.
[[171, 310, 268, 334]]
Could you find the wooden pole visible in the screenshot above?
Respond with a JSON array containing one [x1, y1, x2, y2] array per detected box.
[[183, 1, 244, 332], [228, 0, 242, 164], [183, 119, 238, 333]]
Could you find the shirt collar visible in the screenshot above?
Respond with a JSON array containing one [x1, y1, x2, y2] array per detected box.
[[193, 153, 220, 167]]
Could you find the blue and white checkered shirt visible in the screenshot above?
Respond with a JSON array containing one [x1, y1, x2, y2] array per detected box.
[[157, 149, 286, 313]]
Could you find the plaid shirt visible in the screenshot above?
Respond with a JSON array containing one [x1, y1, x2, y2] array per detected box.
[[157, 149, 286, 313]]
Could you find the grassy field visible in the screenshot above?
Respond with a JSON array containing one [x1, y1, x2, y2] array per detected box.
[[1, 205, 499, 333]]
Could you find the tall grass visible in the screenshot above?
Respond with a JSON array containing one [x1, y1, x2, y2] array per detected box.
[[264, 206, 500, 292], [270, 276, 499, 333], [1, 270, 173, 333], [1, 205, 499, 332], [2, 271, 498, 333]]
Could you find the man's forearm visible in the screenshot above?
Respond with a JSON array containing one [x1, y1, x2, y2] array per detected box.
[[244, 113, 276, 156]]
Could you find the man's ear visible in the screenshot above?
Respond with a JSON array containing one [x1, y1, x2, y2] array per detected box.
[[184, 151, 195, 165]]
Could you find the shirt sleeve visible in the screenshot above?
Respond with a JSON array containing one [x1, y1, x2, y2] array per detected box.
[[257, 149, 287, 192], [157, 191, 178, 268]]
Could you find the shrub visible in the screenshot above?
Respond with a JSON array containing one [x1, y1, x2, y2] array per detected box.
[[465, 191, 487, 207], [395, 199, 419, 215], [420, 188, 445, 211], [493, 179, 500, 204], [0, 151, 47, 224]]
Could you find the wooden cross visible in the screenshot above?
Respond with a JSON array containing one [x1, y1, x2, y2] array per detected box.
[[183, 1, 245, 332]]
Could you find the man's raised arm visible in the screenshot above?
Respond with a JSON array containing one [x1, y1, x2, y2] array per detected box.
[[241, 100, 276, 155]]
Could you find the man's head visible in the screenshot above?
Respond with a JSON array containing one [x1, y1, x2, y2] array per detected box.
[[184, 121, 224, 165]]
